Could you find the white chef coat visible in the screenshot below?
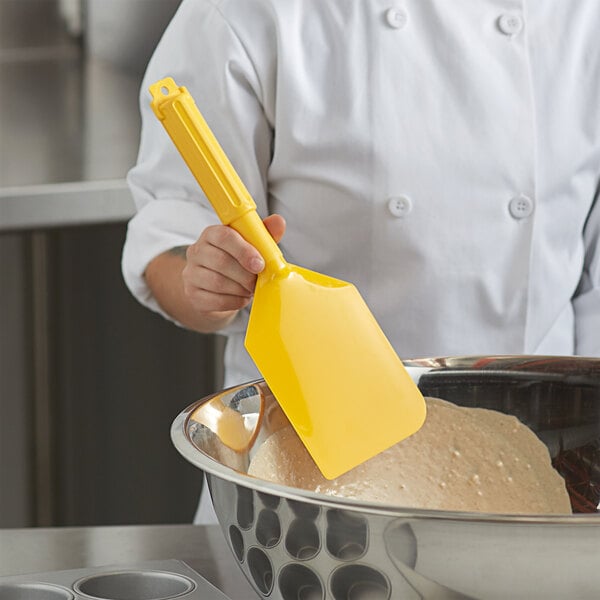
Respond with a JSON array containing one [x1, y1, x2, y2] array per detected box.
[[122, 0, 600, 521]]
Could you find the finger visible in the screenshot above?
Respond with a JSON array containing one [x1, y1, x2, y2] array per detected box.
[[184, 284, 253, 314], [184, 259, 256, 298], [263, 214, 286, 243], [195, 225, 265, 274], [189, 243, 258, 292]]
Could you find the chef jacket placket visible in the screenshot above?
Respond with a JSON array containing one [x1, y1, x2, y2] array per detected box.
[[368, 0, 537, 358]]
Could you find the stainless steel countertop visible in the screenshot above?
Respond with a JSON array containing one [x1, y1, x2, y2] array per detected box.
[[0, 44, 141, 231], [0, 524, 255, 598]]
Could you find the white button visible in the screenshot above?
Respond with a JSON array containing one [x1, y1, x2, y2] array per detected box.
[[388, 196, 413, 218], [497, 13, 523, 36], [508, 194, 534, 219], [386, 7, 408, 29]]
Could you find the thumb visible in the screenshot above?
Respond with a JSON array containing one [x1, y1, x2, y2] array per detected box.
[[263, 214, 286, 243]]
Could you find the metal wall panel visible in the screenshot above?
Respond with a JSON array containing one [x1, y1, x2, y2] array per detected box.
[[48, 223, 217, 526], [0, 235, 34, 527], [1, 223, 221, 527]]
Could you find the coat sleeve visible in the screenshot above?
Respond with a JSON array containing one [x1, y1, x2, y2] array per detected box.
[[121, 0, 273, 329], [573, 190, 600, 357]]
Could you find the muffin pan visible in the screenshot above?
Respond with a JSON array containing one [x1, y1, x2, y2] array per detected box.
[[0, 559, 230, 600]]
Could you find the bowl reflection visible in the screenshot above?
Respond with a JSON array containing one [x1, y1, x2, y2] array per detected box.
[[171, 356, 600, 599]]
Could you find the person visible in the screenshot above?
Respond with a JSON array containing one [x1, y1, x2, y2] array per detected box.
[[122, 0, 600, 523]]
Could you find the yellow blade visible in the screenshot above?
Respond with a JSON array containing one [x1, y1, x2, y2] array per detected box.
[[247, 266, 427, 478], [149, 77, 427, 479]]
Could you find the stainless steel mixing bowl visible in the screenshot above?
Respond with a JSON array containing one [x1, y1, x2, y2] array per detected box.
[[171, 356, 600, 599]]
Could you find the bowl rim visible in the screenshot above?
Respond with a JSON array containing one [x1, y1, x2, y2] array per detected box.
[[171, 355, 600, 525]]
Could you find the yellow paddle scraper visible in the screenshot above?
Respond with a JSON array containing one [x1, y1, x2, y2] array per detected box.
[[149, 77, 426, 479]]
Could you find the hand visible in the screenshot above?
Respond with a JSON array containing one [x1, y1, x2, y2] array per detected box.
[[182, 214, 286, 326]]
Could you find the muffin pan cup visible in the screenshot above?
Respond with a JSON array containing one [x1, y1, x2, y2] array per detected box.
[[0, 559, 230, 600]]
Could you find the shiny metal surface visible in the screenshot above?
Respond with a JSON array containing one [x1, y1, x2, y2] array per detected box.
[[0, 525, 254, 598], [172, 356, 600, 600], [0, 560, 228, 600], [0, 180, 134, 230], [0, 1, 142, 231], [0, 55, 139, 230]]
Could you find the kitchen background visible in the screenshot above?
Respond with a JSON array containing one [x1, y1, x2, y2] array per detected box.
[[0, 0, 224, 527]]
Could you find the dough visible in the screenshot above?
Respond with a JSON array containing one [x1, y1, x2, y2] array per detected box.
[[248, 397, 571, 514]]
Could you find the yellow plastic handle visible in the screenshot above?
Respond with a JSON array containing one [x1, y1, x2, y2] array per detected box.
[[149, 77, 256, 224], [149, 77, 285, 271]]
